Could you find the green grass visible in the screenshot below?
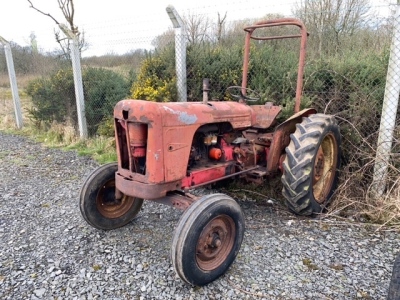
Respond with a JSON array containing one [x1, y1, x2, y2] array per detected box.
[[1, 121, 117, 164], [64, 137, 117, 164]]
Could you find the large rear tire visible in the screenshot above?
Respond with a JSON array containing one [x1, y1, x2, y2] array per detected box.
[[388, 254, 400, 300], [281, 114, 341, 215], [80, 163, 143, 230], [171, 194, 245, 286]]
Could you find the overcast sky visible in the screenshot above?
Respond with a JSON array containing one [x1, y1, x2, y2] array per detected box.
[[0, 0, 394, 56]]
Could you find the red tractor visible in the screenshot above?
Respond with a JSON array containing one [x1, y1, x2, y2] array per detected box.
[[80, 18, 341, 286]]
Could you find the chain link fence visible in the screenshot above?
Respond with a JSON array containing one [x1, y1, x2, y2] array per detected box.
[[0, 1, 399, 204]]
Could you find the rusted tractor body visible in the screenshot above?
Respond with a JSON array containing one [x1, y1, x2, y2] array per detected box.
[[80, 18, 341, 286], [114, 100, 314, 203]]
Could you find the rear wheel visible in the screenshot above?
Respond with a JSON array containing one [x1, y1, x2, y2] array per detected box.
[[171, 194, 245, 286], [281, 114, 341, 215], [388, 254, 400, 300], [80, 163, 143, 230]]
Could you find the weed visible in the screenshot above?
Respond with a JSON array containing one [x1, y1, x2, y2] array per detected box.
[[329, 263, 344, 271], [302, 258, 319, 270], [92, 265, 101, 271]]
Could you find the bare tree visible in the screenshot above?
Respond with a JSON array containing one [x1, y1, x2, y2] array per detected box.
[[184, 13, 212, 44], [151, 29, 175, 49], [27, 0, 87, 58], [216, 12, 227, 43], [293, 0, 370, 55]]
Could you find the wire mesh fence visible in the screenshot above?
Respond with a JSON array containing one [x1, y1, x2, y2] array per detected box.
[[0, 1, 399, 203]]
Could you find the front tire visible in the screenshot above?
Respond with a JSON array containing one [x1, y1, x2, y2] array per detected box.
[[281, 114, 341, 215], [80, 163, 143, 230], [171, 194, 245, 286]]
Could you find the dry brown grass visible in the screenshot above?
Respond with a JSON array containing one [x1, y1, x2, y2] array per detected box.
[[0, 74, 9, 88], [0, 94, 20, 130], [40, 121, 79, 146], [325, 118, 400, 229], [330, 169, 398, 212], [0, 73, 39, 89], [0, 88, 32, 131]]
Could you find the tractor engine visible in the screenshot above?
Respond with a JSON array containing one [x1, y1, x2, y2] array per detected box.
[[182, 124, 274, 189], [188, 126, 268, 169]]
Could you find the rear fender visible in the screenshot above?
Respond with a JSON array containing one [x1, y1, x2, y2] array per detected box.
[[266, 108, 317, 174]]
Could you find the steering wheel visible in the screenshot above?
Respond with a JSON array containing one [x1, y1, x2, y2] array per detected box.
[[226, 86, 261, 102]]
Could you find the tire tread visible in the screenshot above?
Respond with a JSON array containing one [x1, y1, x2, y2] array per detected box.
[[281, 114, 341, 216]]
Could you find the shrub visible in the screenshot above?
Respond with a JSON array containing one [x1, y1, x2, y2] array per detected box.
[[301, 53, 389, 170], [130, 48, 177, 102], [186, 44, 243, 101], [83, 68, 130, 135], [26, 68, 76, 126], [26, 67, 130, 136]]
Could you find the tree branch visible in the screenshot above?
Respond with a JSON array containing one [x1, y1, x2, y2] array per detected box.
[[27, 0, 60, 25], [28, 0, 83, 58]]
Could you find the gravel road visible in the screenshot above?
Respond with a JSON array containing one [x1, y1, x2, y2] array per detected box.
[[0, 131, 399, 299]]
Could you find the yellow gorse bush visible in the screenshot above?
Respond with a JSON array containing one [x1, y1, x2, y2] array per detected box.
[[130, 56, 177, 102]]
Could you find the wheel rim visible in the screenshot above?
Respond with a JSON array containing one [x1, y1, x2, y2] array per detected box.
[[313, 132, 338, 203], [96, 179, 135, 219], [196, 215, 236, 271]]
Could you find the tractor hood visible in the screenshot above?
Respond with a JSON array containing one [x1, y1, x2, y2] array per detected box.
[[114, 99, 253, 128]]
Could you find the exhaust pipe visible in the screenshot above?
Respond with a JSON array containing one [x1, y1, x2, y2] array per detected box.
[[202, 78, 210, 104]]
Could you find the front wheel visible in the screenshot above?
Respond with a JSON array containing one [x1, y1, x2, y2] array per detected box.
[[79, 163, 143, 230], [281, 114, 341, 215], [171, 194, 245, 286]]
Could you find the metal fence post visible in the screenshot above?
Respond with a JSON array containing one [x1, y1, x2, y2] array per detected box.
[[371, 4, 400, 196], [59, 25, 88, 139], [166, 5, 187, 102], [0, 37, 23, 129]]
